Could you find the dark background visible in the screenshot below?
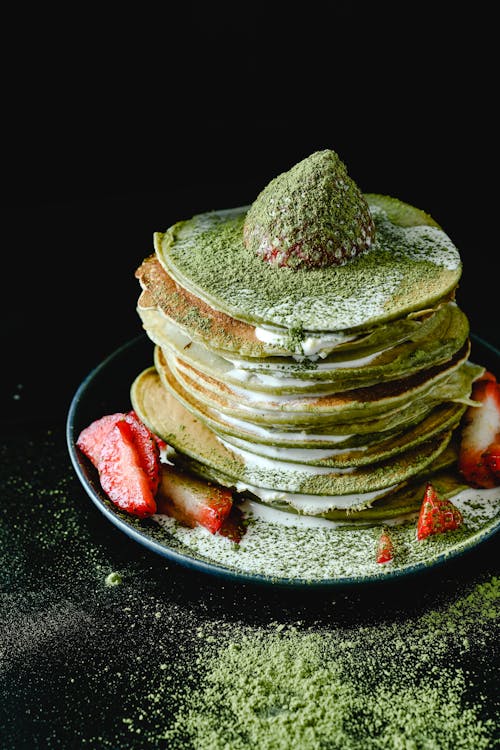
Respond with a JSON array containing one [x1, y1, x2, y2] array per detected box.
[[6, 4, 498, 422], [2, 7, 499, 748]]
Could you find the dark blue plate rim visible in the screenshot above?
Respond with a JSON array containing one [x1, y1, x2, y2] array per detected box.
[[66, 333, 500, 589]]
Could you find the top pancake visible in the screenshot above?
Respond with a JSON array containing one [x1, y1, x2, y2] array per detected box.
[[154, 194, 462, 332]]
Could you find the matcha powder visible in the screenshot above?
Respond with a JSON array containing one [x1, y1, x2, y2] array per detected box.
[[134, 577, 499, 749]]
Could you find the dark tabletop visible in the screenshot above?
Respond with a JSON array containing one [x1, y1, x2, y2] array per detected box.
[[3, 8, 499, 748]]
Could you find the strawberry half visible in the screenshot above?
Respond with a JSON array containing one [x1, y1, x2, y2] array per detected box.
[[124, 411, 161, 494], [98, 419, 157, 518], [416, 482, 463, 541], [459, 371, 500, 488], [218, 505, 247, 544], [376, 529, 394, 563], [76, 412, 125, 467], [157, 467, 233, 534], [483, 442, 500, 480], [77, 410, 162, 497]]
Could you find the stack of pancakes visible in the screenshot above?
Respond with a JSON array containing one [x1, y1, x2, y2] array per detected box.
[[131, 191, 482, 525]]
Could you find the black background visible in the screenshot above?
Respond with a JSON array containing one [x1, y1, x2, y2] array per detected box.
[[2, 6, 499, 748], [7, 4, 498, 428]]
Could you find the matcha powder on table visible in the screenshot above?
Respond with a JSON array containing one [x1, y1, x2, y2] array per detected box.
[[154, 577, 499, 750]]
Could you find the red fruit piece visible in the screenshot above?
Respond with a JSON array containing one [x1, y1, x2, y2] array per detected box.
[[376, 529, 394, 564], [483, 442, 500, 480], [218, 505, 247, 544], [77, 410, 162, 499], [416, 482, 463, 541], [157, 467, 233, 534], [124, 411, 161, 494], [459, 371, 500, 488], [76, 412, 125, 467], [153, 434, 168, 453], [98, 420, 157, 518]]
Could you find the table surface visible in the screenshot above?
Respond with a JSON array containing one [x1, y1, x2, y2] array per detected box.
[[2, 191, 499, 749]]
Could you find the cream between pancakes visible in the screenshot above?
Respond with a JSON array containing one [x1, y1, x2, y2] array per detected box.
[[132, 172, 478, 522]]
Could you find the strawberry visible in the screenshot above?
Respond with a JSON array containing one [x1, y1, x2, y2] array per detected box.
[[459, 371, 500, 488], [218, 505, 247, 544], [376, 529, 394, 564], [416, 482, 463, 541], [98, 419, 157, 518], [157, 467, 233, 534], [483, 442, 500, 480], [76, 412, 125, 467], [243, 150, 375, 270], [124, 411, 161, 494], [153, 434, 168, 453], [77, 410, 162, 497]]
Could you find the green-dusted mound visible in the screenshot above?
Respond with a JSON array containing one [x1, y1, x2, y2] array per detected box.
[[155, 194, 461, 332]]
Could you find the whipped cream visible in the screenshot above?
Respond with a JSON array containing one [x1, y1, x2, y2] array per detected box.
[[235, 481, 397, 513], [254, 325, 359, 358], [221, 434, 368, 462]]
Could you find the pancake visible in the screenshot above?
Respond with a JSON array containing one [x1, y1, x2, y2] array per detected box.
[[217, 404, 466, 468], [135, 258, 290, 358], [163, 346, 477, 420], [154, 195, 462, 332], [131, 366, 454, 502], [154, 345, 476, 433], [137, 254, 457, 360], [139, 299, 470, 393], [131, 150, 483, 525]]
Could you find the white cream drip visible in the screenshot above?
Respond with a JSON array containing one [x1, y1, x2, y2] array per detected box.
[[235, 481, 397, 512], [254, 325, 359, 357], [224, 440, 356, 475], [215, 412, 354, 443], [221, 434, 368, 461]]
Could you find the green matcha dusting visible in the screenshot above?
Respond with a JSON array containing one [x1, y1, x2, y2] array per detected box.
[[120, 577, 499, 749], [158, 194, 462, 331], [153, 487, 500, 582], [2, 428, 497, 748], [243, 150, 375, 269], [105, 572, 123, 586]]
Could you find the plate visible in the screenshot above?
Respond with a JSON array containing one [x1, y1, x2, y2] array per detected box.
[[67, 333, 500, 588]]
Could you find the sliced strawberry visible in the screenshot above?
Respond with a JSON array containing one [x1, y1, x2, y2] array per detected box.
[[416, 482, 463, 541], [483, 442, 500, 480], [157, 467, 233, 534], [124, 411, 161, 494], [376, 529, 394, 564], [218, 505, 247, 544], [153, 434, 168, 453], [459, 371, 500, 488], [98, 420, 157, 518], [76, 412, 125, 467]]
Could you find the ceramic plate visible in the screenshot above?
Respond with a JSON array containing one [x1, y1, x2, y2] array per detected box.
[[67, 334, 500, 588]]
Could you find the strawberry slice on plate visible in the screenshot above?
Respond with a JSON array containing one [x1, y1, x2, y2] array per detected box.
[[77, 411, 162, 496], [76, 412, 125, 467], [459, 371, 500, 488], [218, 505, 247, 544], [376, 529, 394, 563], [158, 467, 233, 534], [98, 419, 157, 518], [76, 410, 163, 518], [416, 482, 463, 541], [124, 411, 161, 494], [483, 442, 500, 480]]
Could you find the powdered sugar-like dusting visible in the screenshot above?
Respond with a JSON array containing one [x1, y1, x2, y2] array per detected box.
[[152, 486, 500, 582]]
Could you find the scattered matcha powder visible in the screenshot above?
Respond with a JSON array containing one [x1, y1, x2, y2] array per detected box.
[[2, 428, 497, 748], [120, 577, 499, 749], [105, 572, 123, 587]]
